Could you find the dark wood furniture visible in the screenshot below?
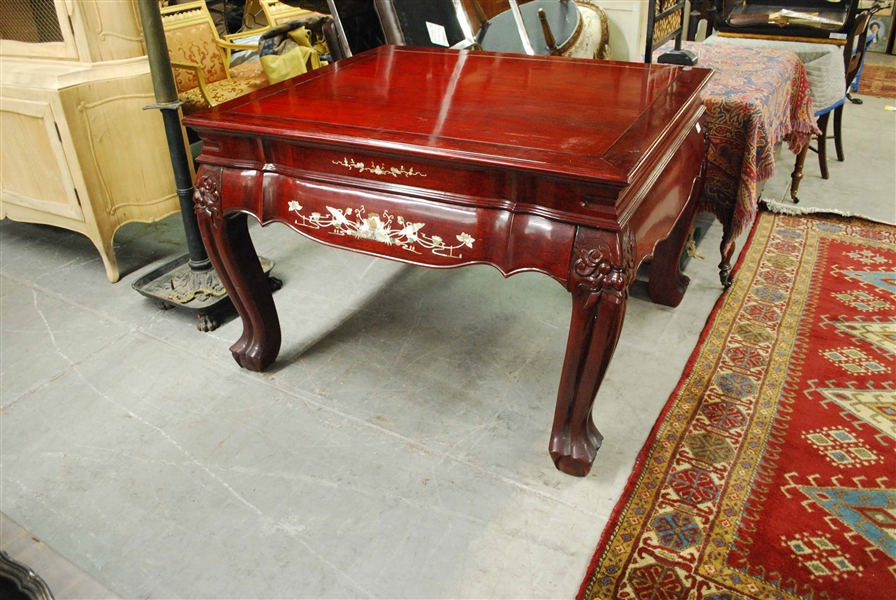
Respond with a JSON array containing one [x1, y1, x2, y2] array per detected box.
[[645, 0, 688, 63], [183, 46, 712, 476]]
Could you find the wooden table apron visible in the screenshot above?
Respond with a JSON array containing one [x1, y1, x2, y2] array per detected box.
[[184, 47, 711, 476]]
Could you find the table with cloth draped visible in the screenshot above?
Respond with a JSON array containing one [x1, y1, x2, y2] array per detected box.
[[701, 34, 846, 114], [657, 41, 820, 284]]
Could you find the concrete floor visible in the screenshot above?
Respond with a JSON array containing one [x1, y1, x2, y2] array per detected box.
[[1, 72, 894, 598]]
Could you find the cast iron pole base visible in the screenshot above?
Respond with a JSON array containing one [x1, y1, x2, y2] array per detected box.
[[132, 254, 281, 331]]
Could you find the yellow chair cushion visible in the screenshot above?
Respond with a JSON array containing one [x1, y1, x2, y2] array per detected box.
[[180, 76, 269, 115], [230, 60, 266, 80]]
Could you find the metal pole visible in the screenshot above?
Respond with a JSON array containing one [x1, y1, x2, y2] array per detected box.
[[136, 0, 210, 272]]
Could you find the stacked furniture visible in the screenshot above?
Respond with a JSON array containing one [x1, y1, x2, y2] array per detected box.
[[0, 0, 180, 282], [161, 0, 270, 115]]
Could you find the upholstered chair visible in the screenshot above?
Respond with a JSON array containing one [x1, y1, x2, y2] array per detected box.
[[161, 0, 270, 115]]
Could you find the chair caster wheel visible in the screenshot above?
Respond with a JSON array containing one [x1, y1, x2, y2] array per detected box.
[[269, 276, 283, 292]]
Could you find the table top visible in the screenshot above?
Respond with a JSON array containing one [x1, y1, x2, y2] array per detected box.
[[184, 46, 712, 185]]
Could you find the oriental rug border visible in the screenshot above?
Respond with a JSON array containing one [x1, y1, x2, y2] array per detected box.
[[578, 210, 895, 600]]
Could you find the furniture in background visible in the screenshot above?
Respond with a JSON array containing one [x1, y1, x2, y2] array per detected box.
[[713, 0, 859, 44], [161, 0, 270, 115], [644, 0, 687, 62], [703, 1, 885, 201], [184, 46, 713, 477], [320, 0, 386, 55], [654, 41, 818, 284], [0, 0, 180, 282], [702, 34, 845, 198], [260, 0, 315, 26], [805, 5, 879, 182], [260, 0, 346, 61], [372, 0, 610, 59], [373, 0, 478, 48]]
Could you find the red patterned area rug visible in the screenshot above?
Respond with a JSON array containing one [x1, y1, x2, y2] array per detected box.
[[578, 211, 895, 600], [858, 64, 896, 99]]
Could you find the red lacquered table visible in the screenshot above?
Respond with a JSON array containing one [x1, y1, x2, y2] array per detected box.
[[183, 46, 712, 476]]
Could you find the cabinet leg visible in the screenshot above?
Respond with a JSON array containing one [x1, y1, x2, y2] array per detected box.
[[94, 237, 120, 283], [194, 168, 281, 371]]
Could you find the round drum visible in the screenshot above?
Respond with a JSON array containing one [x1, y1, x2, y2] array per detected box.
[[480, 0, 610, 60]]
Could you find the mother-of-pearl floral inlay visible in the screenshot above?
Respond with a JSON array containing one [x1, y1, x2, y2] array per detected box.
[[288, 201, 474, 258], [332, 158, 427, 178]]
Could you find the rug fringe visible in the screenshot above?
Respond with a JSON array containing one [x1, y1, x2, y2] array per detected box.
[[761, 200, 895, 225]]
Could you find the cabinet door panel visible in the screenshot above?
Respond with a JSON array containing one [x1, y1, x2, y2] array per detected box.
[[0, 97, 84, 221]]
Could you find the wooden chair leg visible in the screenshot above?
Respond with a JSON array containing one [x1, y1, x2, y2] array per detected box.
[[791, 144, 809, 204], [817, 112, 830, 180], [834, 104, 844, 162]]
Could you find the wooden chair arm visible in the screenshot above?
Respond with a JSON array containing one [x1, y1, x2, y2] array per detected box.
[[217, 40, 260, 51], [169, 60, 216, 107], [216, 39, 262, 77], [223, 28, 270, 44]]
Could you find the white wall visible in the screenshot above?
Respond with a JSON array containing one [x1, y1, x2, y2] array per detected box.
[[598, 0, 647, 62]]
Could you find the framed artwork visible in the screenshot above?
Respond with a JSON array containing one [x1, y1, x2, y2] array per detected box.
[[867, 14, 890, 52]]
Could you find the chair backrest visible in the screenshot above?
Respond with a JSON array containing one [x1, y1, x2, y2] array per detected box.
[[644, 0, 687, 63], [161, 1, 228, 91], [260, 0, 316, 27], [844, 7, 875, 85]]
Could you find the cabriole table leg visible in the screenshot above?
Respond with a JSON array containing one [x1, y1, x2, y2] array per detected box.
[[194, 168, 281, 371], [550, 229, 634, 476]]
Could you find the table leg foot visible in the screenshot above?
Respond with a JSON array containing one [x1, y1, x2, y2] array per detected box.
[[551, 229, 633, 476], [551, 424, 604, 477], [194, 168, 282, 372]]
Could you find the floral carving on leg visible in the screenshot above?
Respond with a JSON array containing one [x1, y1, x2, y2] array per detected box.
[[572, 228, 637, 308], [194, 173, 222, 225]]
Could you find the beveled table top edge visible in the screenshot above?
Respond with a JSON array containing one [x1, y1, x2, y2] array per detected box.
[[184, 46, 712, 186]]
